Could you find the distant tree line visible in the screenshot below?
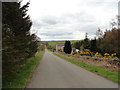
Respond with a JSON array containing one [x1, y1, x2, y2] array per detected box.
[[97, 28, 120, 57], [2, 2, 39, 81], [73, 28, 120, 57]]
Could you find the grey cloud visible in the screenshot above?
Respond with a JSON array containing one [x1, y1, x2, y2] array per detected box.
[[63, 12, 95, 23], [32, 16, 62, 30], [32, 20, 44, 29], [30, 0, 117, 41], [40, 32, 72, 36], [41, 17, 58, 25], [32, 11, 95, 30], [79, 24, 98, 34]]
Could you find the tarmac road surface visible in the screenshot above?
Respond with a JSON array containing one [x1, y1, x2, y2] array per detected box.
[[26, 49, 118, 88]]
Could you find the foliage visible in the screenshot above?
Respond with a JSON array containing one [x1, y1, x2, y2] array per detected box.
[[97, 28, 120, 57], [72, 41, 82, 49], [72, 28, 120, 58], [96, 28, 103, 38], [90, 38, 97, 52], [83, 34, 90, 49], [3, 51, 44, 88], [2, 2, 39, 82], [111, 53, 117, 58], [94, 52, 102, 57], [79, 51, 90, 56], [38, 42, 45, 51], [64, 41, 72, 54], [71, 52, 77, 55], [104, 53, 110, 57], [73, 33, 91, 51], [46, 40, 81, 51]]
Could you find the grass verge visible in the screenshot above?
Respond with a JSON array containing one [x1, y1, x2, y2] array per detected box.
[[53, 52, 119, 84], [3, 51, 44, 88]]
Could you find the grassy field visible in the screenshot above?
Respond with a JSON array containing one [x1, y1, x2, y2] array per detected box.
[[53, 52, 119, 84], [47, 40, 82, 48], [3, 51, 44, 88]]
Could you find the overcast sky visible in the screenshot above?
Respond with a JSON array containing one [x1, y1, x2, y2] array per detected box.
[[22, 0, 119, 41]]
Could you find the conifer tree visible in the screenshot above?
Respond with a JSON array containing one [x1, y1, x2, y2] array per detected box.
[[64, 41, 72, 54], [2, 2, 38, 80], [90, 38, 97, 52]]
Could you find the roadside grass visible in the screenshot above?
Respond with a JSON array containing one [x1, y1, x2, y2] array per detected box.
[[53, 52, 119, 84], [3, 51, 44, 88]]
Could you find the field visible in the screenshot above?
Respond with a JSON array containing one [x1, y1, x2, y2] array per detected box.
[[46, 40, 82, 48]]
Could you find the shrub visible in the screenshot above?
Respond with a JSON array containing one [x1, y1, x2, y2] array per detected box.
[[71, 52, 77, 55], [104, 53, 110, 57], [94, 52, 102, 57], [64, 41, 72, 54], [79, 51, 91, 56], [84, 49, 90, 52], [111, 53, 117, 58]]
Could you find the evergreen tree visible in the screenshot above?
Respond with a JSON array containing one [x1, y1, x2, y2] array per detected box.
[[83, 33, 90, 49], [90, 38, 97, 52], [64, 41, 72, 54], [73, 41, 82, 50], [2, 1, 38, 81]]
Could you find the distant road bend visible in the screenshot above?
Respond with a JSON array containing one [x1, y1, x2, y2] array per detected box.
[[26, 49, 118, 88]]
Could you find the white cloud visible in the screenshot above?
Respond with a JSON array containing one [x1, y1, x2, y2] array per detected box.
[[22, 0, 119, 41]]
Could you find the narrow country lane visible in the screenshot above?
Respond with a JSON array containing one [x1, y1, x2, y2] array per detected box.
[[26, 49, 118, 88]]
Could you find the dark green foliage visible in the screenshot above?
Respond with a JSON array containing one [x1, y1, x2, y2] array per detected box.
[[64, 41, 72, 54], [83, 37, 90, 49], [73, 33, 90, 51], [90, 38, 97, 52], [73, 41, 82, 49], [80, 33, 90, 50], [72, 28, 119, 57], [2, 2, 39, 85]]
